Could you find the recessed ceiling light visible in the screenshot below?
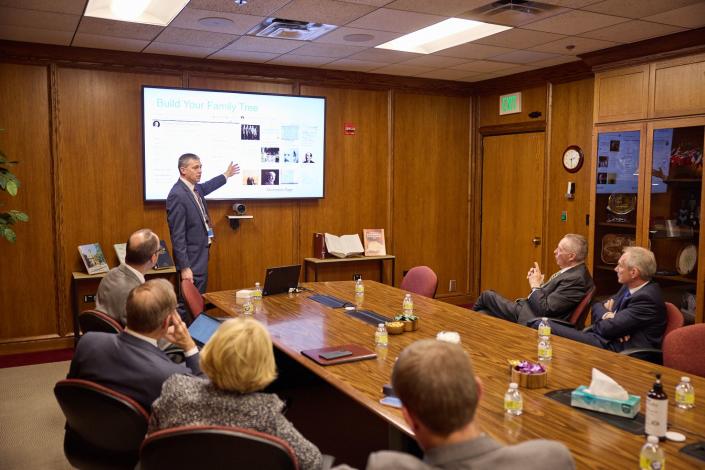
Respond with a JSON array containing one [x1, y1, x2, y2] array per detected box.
[[199, 17, 234, 28], [85, 0, 189, 26], [376, 18, 511, 54]]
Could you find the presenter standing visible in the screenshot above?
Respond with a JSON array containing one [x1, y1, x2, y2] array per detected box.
[[166, 153, 239, 302]]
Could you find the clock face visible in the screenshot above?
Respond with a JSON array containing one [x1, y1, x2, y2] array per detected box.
[[562, 146, 583, 173]]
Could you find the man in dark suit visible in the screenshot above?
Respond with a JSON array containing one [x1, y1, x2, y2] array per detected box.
[[542, 246, 666, 352], [349, 339, 575, 470], [166, 153, 239, 296], [473, 234, 594, 325], [95, 228, 160, 326], [68, 278, 203, 411]]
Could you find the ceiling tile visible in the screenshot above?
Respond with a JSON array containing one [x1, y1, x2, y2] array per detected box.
[[580, 20, 685, 43], [346, 8, 446, 33], [209, 49, 281, 62], [185, 0, 289, 16], [529, 55, 582, 68], [154, 27, 238, 48], [474, 28, 566, 49], [287, 42, 366, 58], [0, 5, 79, 31], [449, 60, 518, 73], [530, 35, 619, 54], [370, 62, 435, 76], [459, 5, 570, 28], [383, 0, 487, 16], [490, 49, 560, 64], [321, 58, 386, 72], [539, 0, 603, 7], [267, 54, 335, 66], [435, 42, 515, 60], [313, 26, 401, 46], [415, 68, 479, 80], [0, 0, 86, 15], [581, 0, 702, 19], [398, 55, 469, 67], [170, 7, 264, 35], [272, 0, 376, 25], [341, 0, 395, 6], [0, 24, 73, 45], [143, 42, 217, 58], [77, 17, 163, 40], [72, 33, 148, 52], [643, 2, 705, 28], [345, 47, 420, 63], [223, 36, 303, 54], [523, 9, 629, 35]]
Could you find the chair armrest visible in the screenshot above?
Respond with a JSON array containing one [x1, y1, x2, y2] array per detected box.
[[551, 319, 576, 329], [620, 348, 663, 365]]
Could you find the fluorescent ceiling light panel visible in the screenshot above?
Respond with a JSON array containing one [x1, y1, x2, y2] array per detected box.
[[85, 0, 189, 26], [376, 18, 512, 54]]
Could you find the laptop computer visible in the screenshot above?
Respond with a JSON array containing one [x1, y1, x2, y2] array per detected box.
[[262, 264, 301, 296]]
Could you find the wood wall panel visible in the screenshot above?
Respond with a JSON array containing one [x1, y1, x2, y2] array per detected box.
[[0, 63, 57, 342], [298, 86, 390, 272], [650, 53, 705, 118], [593, 65, 649, 123], [545, 79, 594, 270], [393, 93, 470, 298], [478, 85, 546, 128]]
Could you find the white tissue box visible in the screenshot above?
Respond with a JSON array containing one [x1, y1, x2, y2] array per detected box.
[[571, 385, 641, 418]]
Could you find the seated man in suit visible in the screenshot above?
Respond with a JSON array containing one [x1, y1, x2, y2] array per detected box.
[[473, 234, 594, 325], [351, 339, 574, 470], [68, 278, 203, 411], [538, 246, 666, 352], [95, 228, 160, 326]]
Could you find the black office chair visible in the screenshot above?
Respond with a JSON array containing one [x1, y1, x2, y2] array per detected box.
[[54, 379, 149, 469], [78, 309, 123, 335], [140, 425, 299, 470]]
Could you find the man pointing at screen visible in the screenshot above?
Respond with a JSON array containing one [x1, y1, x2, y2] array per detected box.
[[166, 153, 239, 308]]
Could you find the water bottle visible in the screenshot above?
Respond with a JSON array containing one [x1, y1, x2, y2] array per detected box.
[[243, 297, 254, 315], [639, 435, 665, 470], [675, 376, 695, 409], [538, 317, 551, 337], [538, 335, 552, 362], [645, 373, 668, 439], [504, 383, 523, 416], [374, 323, 388, 347], [402, 294, 414, 315], [253, 282, 262, 300], [355, 278, 365, 295]]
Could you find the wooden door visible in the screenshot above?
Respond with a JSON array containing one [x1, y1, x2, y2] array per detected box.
[[481, 133, 545, 300]]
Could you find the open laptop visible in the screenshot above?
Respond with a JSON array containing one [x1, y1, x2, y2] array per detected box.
[[262, 264, 301, 296]]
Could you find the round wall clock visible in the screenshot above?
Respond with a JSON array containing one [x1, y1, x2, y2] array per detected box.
[[562, 145, 584, 173]]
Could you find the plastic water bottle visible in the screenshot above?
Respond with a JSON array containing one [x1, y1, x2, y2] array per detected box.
[[243, 297, 253, 315], [645, 373, 668, 439], [538, 317, 551, 337], [253, 282, 262, 300], [675, 376, 695, 409], [402, 294, 414, 315], [639, 435, 665, 470], [355, 278, 365, 295], [504, 383, 523, 416], [374, 323, 388, 347], [538, 335, 552, 362]]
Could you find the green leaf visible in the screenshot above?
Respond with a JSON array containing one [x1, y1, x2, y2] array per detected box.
[[6, 180, 17, 196], [1, 226, 16, 243], [9, 210, 28, 222]]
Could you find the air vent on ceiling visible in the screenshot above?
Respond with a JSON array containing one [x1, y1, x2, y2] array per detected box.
[[471, 0, 557, 16], [247, 18, 336, 41]]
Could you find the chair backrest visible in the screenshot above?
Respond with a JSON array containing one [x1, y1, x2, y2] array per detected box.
[[400, 266, 438, 298], [54, 379, 149, 453], [181, 279, 204, 319], [568, 286, 595, 330], [663, 323, 705, 378], [79, 309, 123, 334], [140, 425, 299, 470], [664, 302, 685, 337]]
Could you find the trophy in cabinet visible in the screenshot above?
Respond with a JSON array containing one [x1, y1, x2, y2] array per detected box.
[[606, 193, 636, 223]]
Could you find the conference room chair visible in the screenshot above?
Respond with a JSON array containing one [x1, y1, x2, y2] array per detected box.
[[140, 425, 299, 470], [78, 309, 123, 335], [54, 379, 148, 469], [181, 278, 205, 319], [620, 302, 685, 365], [400, 266, 438, 298], [663, 323, 705, 378], [551, 286, 596, 330]]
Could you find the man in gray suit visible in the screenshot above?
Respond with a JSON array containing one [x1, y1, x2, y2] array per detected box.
[[473, 234, 594, 325], [355, 339, 575, 470], [68, 278, 203, 411], [95, 228, 160, 326]]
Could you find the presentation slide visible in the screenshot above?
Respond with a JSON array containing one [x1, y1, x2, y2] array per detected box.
[[142, 86, 325, 201], [596, 130, 641, 194]]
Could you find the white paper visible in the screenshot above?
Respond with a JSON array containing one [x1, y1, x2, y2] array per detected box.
[[586, 368, 628, 400]]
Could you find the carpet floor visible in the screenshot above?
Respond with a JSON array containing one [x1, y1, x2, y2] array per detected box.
[[0, 360, 72, 469]]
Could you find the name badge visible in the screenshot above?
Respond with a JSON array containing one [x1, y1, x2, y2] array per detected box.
[[207, 227, 214, 239]]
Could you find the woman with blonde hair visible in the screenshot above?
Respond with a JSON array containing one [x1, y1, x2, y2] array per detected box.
[[150, 317, 323, 470]]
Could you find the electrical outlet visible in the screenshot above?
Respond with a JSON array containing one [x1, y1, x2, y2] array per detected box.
[[449, 280, 456, 292]]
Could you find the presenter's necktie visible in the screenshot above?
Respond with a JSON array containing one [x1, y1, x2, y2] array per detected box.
[[194, 189, 210, 225], [615, 291, 631, 312], [541, 271, 560, 287]]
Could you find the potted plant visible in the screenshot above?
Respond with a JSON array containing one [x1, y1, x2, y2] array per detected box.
[[0, 131, 29, 242], [394, 312, 419, 331]]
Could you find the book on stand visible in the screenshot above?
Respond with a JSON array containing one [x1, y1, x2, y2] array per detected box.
[[78, 243, 109, 275], [324, 233, 364, 258], [313, 232, 328, 259], [114, 243, 126, 265], [363, 229, 386, 256]]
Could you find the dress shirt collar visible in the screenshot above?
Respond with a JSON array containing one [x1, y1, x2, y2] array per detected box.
[[124, 327, 159, 348], [123, 262, 145, 284], [629, 281, 649, 295], [424, 435, 501, 467], [180, 177, 196, 192], [560, 262, 584, 275]]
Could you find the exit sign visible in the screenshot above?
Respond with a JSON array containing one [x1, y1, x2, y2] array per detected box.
[[499, 92, 522, 115]]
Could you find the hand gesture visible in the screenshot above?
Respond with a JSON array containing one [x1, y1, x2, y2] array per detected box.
[[164, 312, 196, 351], [224, 161, 240, 178], [527, 262, 544, 288], [603, 298, 614, 311]]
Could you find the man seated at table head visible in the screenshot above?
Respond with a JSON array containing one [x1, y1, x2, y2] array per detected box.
[[473, 234, 593, 325], [68, 278, 203, 411], [357, 339, 575, 470], [95, 228, 160, 326], [536, 246, 666, 352]]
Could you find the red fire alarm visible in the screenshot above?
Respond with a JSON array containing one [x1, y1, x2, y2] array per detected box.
[[344, 123, 356, 135]]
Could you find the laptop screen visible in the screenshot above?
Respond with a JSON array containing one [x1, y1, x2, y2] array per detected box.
[[262, 264, 301, 296]]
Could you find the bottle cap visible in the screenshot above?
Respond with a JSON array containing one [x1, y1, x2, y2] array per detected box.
[[666, 431, 686, 442], [378, 323, 384, 328], [681, 376, 690, 382], [509, 382, 518, 389], [647, 435, 659, 444]]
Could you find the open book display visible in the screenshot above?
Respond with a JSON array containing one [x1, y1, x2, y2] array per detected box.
[[79, 243, 109, 275], [363, 229, 386, 256], [324, 233, 364, 258]]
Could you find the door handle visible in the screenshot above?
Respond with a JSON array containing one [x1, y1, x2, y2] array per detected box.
[[532, 237, 541, 247]]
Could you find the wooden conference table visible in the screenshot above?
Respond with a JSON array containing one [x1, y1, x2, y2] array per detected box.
[[205, 281, 705, 469]]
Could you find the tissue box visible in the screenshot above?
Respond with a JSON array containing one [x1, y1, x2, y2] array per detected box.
[[570, 385, 640, 418]]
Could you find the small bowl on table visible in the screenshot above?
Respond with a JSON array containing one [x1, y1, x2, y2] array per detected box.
[[385, 321, 405, 335], [510, 361, 548, 389]]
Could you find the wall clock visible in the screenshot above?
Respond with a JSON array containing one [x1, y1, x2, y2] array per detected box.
[[562, 145, 584, 173]]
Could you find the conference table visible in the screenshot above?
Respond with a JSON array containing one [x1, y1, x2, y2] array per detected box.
[[204, 281, 705, 469]]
